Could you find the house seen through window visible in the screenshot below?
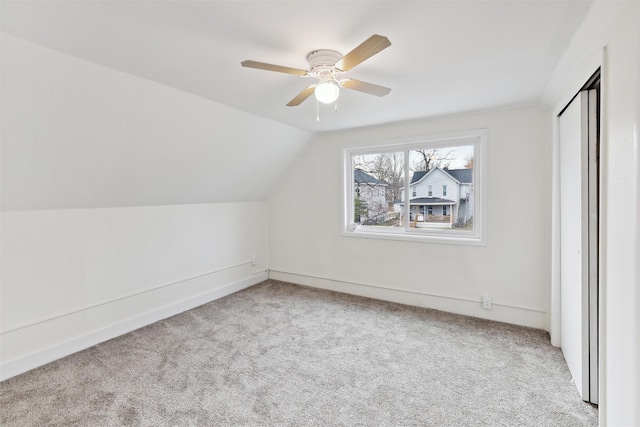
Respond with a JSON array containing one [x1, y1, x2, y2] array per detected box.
[[344, 129, 486, 244]]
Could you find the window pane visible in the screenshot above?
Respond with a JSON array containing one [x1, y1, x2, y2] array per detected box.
[[343, 129, 485, 245], [352, 152, 404, 227], [406, 145, 474, 231]]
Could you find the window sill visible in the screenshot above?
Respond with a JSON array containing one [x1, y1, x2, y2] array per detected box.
[[342, 226, 486, 246]]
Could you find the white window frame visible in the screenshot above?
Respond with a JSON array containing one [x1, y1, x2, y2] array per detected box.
[[341, 129, 487, 246]]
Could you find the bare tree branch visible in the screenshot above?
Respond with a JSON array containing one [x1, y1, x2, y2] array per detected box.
[[412, 148, 456, 171]]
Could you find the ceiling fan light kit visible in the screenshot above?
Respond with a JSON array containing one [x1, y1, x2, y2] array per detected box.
[[315, 81, 340, 104], [241, 34, 392, 113]]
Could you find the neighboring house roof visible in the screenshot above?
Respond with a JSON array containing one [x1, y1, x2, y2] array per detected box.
[[410, 170, 428, 184], [446, 168, 472, 184], [354, 169, 388, 185], [398, 197, 456, 205], [409, 167, 473, 185]]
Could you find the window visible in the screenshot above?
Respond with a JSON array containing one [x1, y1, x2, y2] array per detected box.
[[342, 129, 486, 245]]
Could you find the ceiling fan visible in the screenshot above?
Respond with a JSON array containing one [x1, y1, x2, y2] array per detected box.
[[241, 34, 391, 107]]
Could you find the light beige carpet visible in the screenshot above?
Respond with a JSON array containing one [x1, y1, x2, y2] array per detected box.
[[0, 280, 598, 426]]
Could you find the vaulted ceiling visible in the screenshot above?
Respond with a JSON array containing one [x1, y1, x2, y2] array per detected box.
[[2, 1, 592, 133], [1, 1, 593, 210]]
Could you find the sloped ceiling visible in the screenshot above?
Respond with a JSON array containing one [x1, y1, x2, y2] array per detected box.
[[0, 1, 592, 211], [2, 1, 592, 133], [1, 34, 313, 211]]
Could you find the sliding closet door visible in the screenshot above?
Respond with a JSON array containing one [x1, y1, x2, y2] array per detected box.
[[558, 89, 598, 404]]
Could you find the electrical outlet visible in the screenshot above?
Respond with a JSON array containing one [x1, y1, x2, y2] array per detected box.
[[482, 296, 492, 309], [250, 255, 257, 266]]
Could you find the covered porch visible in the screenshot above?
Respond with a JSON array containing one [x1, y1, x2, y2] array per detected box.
[[399, 197, 456, 229]]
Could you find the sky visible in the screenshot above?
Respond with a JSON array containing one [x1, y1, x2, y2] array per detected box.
[[409, 145, 474, 170]]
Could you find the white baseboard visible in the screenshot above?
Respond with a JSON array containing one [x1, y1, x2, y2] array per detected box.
[[0, 271, 267, 381], [269, 270, 546, 330]]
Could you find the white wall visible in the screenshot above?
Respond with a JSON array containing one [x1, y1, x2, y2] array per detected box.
[[0, 34, 310, 380], [0, 203, 268, 380], [269, 105, 551, 329], [542, 2, 640, 425]]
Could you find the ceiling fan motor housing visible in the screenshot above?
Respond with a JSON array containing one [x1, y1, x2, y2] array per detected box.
[[307, 50, 343, 77]]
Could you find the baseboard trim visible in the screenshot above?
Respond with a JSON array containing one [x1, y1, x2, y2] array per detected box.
[[1, 261, 255, 334], [0, 271, 267, 381], [269, 270, 546, 330]]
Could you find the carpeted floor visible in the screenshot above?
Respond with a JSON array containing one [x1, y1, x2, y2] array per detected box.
[[1, 280, 598, 426]]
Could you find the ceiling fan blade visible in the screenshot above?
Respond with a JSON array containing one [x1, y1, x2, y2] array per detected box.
[[241, 60, 308, 76], [342, 79, 391, 97], [287, 86, 316, 106], [335, 34, 391, 72]]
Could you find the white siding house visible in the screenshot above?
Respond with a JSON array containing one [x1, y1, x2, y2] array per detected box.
[[354, 169, 388, 224], [397, 167, 473, 228]]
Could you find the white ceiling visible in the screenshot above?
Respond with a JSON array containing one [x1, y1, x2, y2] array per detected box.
[[2, 1, 592, 133]]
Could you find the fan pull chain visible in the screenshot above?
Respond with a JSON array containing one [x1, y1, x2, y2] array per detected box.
[[316, 99, 320, 122]]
